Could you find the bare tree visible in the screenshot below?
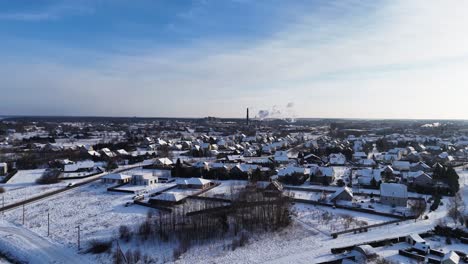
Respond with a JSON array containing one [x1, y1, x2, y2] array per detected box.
[[409, 198, 426, 221], [447, 192, 464, 225]]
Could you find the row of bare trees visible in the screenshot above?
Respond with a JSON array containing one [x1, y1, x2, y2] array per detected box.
[[113, 188, 292, 262]]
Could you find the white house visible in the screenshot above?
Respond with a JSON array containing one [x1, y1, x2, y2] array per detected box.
[[131, 173, 158, 186], [101, 173, 132, 184]]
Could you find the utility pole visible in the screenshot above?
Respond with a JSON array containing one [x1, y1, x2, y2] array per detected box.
[[47, 212, 50, 237], [76, 225, 81, 251]]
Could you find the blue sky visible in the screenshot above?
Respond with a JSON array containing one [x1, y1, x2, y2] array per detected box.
[[1, 0, 468, 119]]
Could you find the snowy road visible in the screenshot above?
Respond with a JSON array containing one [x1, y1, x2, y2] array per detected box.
[[0, 221, 86, 264]]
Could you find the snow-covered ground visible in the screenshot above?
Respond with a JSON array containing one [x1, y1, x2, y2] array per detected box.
[[0, 220, 92, 264], [3, 182, 148, 249], [0, 169, 72, 206], [0, 165, 462, 263], [294, 204, 395, 234], [6, 169, 45, 184]]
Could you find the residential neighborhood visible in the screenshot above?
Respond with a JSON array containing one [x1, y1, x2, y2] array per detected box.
[[0, 117, 467, 263]]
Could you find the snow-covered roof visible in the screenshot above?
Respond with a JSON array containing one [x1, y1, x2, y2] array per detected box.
[[329, 187, 353, 201], [278, 166, 309, 177], [132, 173, 157, 180], [156, 157, 173, 166], [408, 233, 425, 244], [154, 192, 184, 202], [116, 149, 129, 155], [442, 251, 460, 263], [102, 173, 132, 180], [179, 177, 211, 186], [380, 183, 407, 198]]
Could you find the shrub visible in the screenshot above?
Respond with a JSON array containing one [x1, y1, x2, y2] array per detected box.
[[445, 237, 452, 245], [0, 187, 4, 193], [86, 239, 112, 254], [119, 225, 132, 242]]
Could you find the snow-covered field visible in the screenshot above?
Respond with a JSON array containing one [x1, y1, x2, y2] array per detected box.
[[3, 182, 148, 248], [294, 204, 395, 235], [0, 169, 71, 206]]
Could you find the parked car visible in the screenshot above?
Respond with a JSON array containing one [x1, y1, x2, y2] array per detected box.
[[67, 182, 75, 187]]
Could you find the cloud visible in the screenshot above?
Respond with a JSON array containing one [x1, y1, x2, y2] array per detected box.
[[0, 2, 94, 21], [1, 0, 468, 119]]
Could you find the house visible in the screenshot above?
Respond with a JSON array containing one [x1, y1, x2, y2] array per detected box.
[[329, 153, 346, 165], [274, 151, 290, 163], [303, 153, 322, 164], [329, 187, 353, 203], [150, 192, 185, 206], [442, 251, 460, 264], [310, 167, 335, 184], [437, 152, 455, 164], [392, 161, 410, 171], [131, 173, 158, 186], [100, 148, 116, 158], [352, 152, 367, 161], [155, 157, 173, 166], [358, 159, 376, 167], [410, 161, 431, 173], [406, 234, 430, 254], [380, 183, 408, 207], [356, 168, 381, 186], [413, 173, 433, 188], [63, 160, 95, 172], [263, 180, 283, 197], [351, 245, 377, 263], [0, 162, 7, 176], [178, 177, 212, 189], [277, 166, 309, 177], [101, 173, 132, 184]]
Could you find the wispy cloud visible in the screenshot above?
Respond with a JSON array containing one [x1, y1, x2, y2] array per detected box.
[[0, 2, 94, 21]]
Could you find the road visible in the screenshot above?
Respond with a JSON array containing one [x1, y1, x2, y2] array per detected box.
[[0, 221, 87, 264]]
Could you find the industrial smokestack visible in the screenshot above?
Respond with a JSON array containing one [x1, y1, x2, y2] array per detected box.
[[246, 108, 250, 126]]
